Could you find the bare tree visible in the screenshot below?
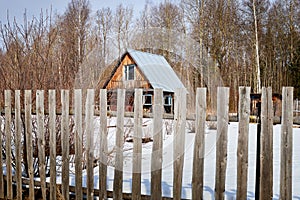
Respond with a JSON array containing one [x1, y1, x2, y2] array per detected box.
[[57, 0, 90, 89], [252, 0, 261, 93], [181, 0, 206, 87], [134, 1, 155, 51], [241, 0, 270, 93], [114, 4, 133, 58], [95, 7, 113, 65], [150, 1, 184, 59]]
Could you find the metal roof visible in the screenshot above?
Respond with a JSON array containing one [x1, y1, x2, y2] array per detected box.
[[127, 49, 185, 92]]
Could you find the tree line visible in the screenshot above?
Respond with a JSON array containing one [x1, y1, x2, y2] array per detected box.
[[0, 0, 299, 111]]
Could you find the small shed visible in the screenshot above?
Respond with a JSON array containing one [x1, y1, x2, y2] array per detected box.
[[103, 49, 186, 113]]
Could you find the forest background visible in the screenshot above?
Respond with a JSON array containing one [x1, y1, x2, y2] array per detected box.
[[0, 0, 299, 112]]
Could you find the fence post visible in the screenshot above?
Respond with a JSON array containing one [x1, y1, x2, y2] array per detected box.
[[99, 89, 108, 199], [236, 87, 250, 199], [49, 90, 57, 200], [0, 97, 4, 199], [132, 89, 143, 200], [215, 87, 229, 200], [5, 90, 13, 199], [85, 89, 95, 200], [15, 90, 22, 200], [61, 90, 70, 200], [192, 88, 207, 199], [280, 87, 293, 199], [25, 90, 34, 200], [113, 89, 125, 200], [75, 89, 83, 200], [173, 88, 187, 200], [259, 87, 273, 199], [37, 90, 47, 200], [151, 88, 163, 200]]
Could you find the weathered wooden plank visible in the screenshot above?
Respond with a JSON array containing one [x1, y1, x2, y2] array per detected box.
[[215, 87, 229, 200], [259, 87, 273, 199], [24, 90, 34, 200], [0, 142, 3, 199], [280, 87, 293, 200], [192, 88, 207, 200], [49, 90, 56, 200], [99, 89, 108, 200], [0, 94, 4, 199], [85, 89, 95, 200], [36, 90, 47, 200], [113, 89, 125, 200], [61, 90, 70, 200], [236, 87, 250, 199], [173, 88, 187, 200], [151, 88, 163, 200], [132, 89, 143, 200], [15, 90, 22, 200], [74, 89, 83, 200], [5, 90, 13, 199]]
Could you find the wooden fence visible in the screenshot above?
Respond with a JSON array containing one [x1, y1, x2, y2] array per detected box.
[[294, 99, 300, 118], [0, 87, 295, 200]]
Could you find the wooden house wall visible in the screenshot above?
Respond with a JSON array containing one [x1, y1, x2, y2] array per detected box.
[[108, 90, 135, 112], [106, 54, 150, 90], [105, 53, 175, 114]]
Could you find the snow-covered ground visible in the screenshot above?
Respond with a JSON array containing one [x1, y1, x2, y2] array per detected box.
[[4, 117, 296, 199], [77, 120, 300, 200]]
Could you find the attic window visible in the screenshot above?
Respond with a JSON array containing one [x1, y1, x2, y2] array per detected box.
[[124, 64, 135, 80]]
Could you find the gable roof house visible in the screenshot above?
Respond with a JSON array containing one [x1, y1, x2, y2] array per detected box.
[[103, 49, 186, 113]]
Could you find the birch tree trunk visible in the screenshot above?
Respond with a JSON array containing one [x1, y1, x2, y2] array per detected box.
[[253, 0, 261, 93]]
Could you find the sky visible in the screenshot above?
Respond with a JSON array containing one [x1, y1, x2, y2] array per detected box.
[[0, 0, 157, 24]]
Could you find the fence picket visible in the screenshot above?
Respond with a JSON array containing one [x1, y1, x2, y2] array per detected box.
[[37, 90, 47, 200], [113, 89, 125, 200], [215, 87, 229, 200], [192, 88, 207, 199], [236, 87, 250, 199], [86, 89, 95, 200], [99, 89, 108, 199], [49, 90, 56, 200], [151, 89, 163, 199], [61, 90, 70, 200], [259, 87, 273, 199], [25, 90, 34, 200], [75, 89, 83, 200], [173, 88, 187, 200], [0, 100, 3, 199], [5, 90, 13, 199], [15, 90, 22, 200], [132, 89, 143, 200], [280, 87, 293, 199]]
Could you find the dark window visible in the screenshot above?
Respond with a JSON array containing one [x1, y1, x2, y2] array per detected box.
[[164, 95, 172, 113], [164, 95, 172, 106], [143, 94, 152, 105], [124, 64, 135, 80]]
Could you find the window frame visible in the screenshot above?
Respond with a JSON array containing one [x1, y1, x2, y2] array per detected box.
[[164, 95, 172, 106], [124, 64, 135, 81], [143, 94, 153, 106]]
